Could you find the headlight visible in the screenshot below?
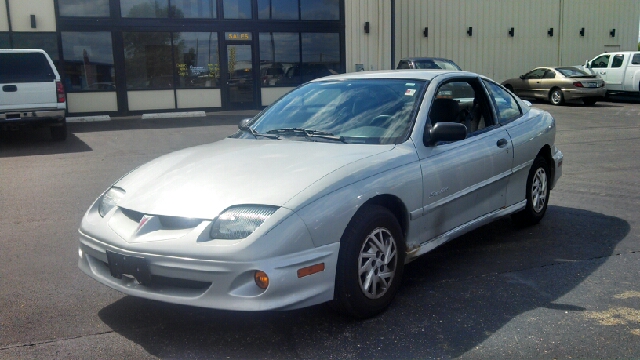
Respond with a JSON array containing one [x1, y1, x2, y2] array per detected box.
[[209, 205, 279, 240], [98, 187, 125, 217]]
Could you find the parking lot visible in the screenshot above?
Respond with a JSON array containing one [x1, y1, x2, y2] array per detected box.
[[1, 97, 640, 359]]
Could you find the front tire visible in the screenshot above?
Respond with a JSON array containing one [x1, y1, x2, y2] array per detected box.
[[512, 157, 551, 227], [332, 205, 405, 318], [549, 88, 565, 106]]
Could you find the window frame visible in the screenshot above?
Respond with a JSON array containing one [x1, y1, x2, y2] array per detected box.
[[481, 79, 523, 126]]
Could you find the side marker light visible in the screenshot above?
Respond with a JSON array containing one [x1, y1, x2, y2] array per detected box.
[[255, 270, 269, 289], [297, 263, 325, 278]]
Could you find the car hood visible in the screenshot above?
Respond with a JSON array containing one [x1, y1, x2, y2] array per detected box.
[[116, 138, 395, 219]]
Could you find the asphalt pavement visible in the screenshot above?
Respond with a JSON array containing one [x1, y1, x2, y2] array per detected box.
[[1, 96, 639, 359]]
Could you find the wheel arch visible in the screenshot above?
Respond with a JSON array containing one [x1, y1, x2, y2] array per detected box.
[[355, 195, 410, 244]]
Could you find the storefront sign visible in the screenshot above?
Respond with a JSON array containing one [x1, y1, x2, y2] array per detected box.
[[226, 32, 252, 41]]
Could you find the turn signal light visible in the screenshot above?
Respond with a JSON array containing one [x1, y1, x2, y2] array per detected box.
[[254, 270, 269, 289], [297, 263, 325, 278]]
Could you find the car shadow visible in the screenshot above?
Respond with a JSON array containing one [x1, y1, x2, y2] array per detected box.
[[0, 127, 92, 157], [527, 98, 623, 108], [604, 94, 640, 104], [97, 206, 629, 358]]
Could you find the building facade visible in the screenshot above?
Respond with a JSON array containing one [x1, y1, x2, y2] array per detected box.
[[1, 0, 639, 116]]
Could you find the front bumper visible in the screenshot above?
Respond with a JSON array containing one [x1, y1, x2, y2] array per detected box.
[[78, 230, 339, 311], [563, 87, 606, 101]]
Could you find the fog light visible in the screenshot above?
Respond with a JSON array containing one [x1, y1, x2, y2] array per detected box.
[[78, 248, 83, 258], [254, 270, 269, 289]]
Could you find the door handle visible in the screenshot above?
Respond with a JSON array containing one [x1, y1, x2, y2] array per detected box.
[[496, 138, 508, 148]]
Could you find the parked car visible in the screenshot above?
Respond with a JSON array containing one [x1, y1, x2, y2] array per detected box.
[[78, 70, 563, 318], [502, 66, 605, 105], [579, 51, 640, 95], [0, 49, 67, 140], [397, 57, 461, 70]]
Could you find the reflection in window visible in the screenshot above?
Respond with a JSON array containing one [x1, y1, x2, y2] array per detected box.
[[12, 32, 60, 73], [58, 0, 110, 17], [299, 33, 340, 82], [301, 0, 339, 20], [223, 0, 251, 19], [61, 32, 115, 91], [258, 0, 298, 20], [259, 33, 299, 86], [175, 32, 219, 88], [123, 32, 176, 89], [121, 0, 169, 18], [172, 0, 216, 18], [612, 55, 624, 68]]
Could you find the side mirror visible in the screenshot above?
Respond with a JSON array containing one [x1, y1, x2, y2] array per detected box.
[[425, 122, 467, 146], [238, 118, 252, 130], [519, 75, 525, 80]]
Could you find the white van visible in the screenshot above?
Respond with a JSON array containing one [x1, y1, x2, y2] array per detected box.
[[582, 51, 640, 95], [0, 49, 67, 140]]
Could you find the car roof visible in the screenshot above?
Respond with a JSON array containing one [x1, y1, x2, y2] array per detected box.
[[0, 49, 48, 54], [312, 69, 478, 82]]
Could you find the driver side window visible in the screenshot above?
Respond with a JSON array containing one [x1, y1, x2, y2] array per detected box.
[[428, 79, 496, 135], [482, 80, 522, 125], [591, 55, 610, 68]]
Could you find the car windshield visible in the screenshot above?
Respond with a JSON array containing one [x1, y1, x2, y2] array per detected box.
[[556, 67, 589, 77], [414, 59, 461, 70], [249, 79, 428, 144]]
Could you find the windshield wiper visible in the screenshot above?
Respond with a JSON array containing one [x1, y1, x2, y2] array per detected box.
[[240, 126, 280, 140], [266, 128, 347, 143]]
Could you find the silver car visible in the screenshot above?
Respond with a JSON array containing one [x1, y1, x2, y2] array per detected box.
[[78, 70, 563, 318]]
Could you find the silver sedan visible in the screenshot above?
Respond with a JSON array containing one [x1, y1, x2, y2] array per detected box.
[[78, 70, 563, 318]]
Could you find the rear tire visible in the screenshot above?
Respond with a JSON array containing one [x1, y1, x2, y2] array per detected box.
[[549, 88, 564, 106], [512, 157, 550, 227], [50, 121, 67, 141], [331, 205, 405, 318]]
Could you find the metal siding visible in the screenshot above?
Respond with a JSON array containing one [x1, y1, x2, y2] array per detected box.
[[0, 1, 9, 31], [8, 0, 56, 32], [345, 0, 392, 72]]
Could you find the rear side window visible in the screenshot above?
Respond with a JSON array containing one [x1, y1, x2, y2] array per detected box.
[[631, 54, 640, 65], [0, 53, 56, 83]]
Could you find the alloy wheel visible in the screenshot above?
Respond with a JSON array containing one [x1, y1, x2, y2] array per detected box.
[[358, 227, 398, 299], [531, 167, 548, 213]]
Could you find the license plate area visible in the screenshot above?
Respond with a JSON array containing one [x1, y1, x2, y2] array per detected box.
[[106, 251, 151, 284], [586, 82, 598, 88]]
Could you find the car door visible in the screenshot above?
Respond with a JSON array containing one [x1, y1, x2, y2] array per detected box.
[[531, 68, 555, 98], [589, 54, 611, 81], [517, 68, 546, 98], [414, 76, 512, 242], [605, 54, 626, 90]]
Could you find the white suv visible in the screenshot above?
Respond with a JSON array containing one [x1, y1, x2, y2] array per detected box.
[[0, 49, 67, 141]]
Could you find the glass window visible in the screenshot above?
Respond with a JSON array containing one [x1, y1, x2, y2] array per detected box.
[[632, 54, 640, 65], [123, 32, 176, 89], [172, 0, 216, 18], [483, 80, 522, 124], [121, 0, 169, 18], [0, 33, 10, 49], [224, 0, 252, 19], [397, 60, 410, 69], [12, 33, 59, 61], [590, 54, 610, 68], [299, 33, 340, 82], [61, 32, 115, 91], [174, 32, 219, 88], [250, 79, 427, 144], [58, 0, 110, 17], [0, 52, 57, 83], [611, 54, 624, 68], [259, 33, 299, 86], [524, 68, 547, 79], [258, 0, 298, 20], [542, 70, 556, 79], [556, 67, 589, 77], [300, 0, 339, 20]]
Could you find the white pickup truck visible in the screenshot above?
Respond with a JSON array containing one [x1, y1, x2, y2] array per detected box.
[[0, 49, 67, 141], [580, 51, 640, 95]]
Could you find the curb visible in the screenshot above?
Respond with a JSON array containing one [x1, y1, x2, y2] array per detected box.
[[67, 115, 111, 123], [141, 111, 206, 119]]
